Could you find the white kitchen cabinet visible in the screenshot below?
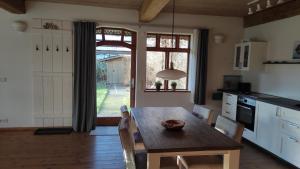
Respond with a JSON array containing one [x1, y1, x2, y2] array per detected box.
[[256, 101, 281, 154], [222, 92, 238, 121], [280, 133, 300, 167], [233, 42, 267, 71]]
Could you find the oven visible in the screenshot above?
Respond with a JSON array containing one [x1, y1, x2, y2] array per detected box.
[[236, 96, 256, 132]]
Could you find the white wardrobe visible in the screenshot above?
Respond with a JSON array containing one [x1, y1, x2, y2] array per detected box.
[[32, 19, 73, 127]]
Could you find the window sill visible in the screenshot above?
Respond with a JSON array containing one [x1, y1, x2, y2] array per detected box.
[[144, 89, 191, 93]]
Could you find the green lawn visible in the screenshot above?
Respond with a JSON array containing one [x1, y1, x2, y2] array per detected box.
[[96, 84, 108, 113]]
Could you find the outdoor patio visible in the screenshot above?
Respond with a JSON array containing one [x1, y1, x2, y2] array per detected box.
[[97, 84, 130, 117]]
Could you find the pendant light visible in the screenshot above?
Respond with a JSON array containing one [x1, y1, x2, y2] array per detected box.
[[156, 0, 187, 80]]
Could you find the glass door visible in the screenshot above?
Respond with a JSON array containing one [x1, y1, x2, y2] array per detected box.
[[95, 27, 136, 125]]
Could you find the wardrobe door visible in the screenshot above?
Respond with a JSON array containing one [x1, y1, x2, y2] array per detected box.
[[53, 76, 63, 115], [52, 30, 63, 72], [42, 30, 53, 72], [63, 76, 73, 116], [32, 29, 43, 72], [33, 75, 43, 115], [43, 76, 54, 115], [62, 31, 73, 73]]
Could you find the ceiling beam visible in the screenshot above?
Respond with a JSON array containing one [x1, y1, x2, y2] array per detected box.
[[0, 0, 25, 14], [244, 0, 300, 28], [139, 0, 170, 22]]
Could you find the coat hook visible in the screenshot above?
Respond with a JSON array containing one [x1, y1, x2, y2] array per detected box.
[[66, 47, 69, 52], [56, 46, 59, 52], [36, 45, 39, 51], [46, 46, 49, 51]]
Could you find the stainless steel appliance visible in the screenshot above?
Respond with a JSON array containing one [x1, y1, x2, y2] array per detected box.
[[223, 75, 241, 91], [236, 96, 256, 132]]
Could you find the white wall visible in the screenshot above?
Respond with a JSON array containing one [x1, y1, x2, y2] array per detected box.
[[244, 15, 300, 100], [0, 1, 243, 127]]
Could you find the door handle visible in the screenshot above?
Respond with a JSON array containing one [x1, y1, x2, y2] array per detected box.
[[287, 122, 300, 129]]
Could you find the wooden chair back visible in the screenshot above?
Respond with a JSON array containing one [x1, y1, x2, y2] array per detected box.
[[192, 104, 213, 125], [118, 118, 136, 169], [120, 105, 130, 118], [215, 115, 245, 143]]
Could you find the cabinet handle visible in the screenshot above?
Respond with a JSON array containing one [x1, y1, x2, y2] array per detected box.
[[288, 137, 298, 143], [226, 103, 231, 106], [36, 45, 39, 51], [288, 122, 300, 129], [225, 111, 231, 114]]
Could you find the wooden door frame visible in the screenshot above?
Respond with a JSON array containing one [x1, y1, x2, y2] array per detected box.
[[96, 27, 136, 126]]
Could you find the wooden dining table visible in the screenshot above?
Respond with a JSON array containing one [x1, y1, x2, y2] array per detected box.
[[131, 107, 243, 169]]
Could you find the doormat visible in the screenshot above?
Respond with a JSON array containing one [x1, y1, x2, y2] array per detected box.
[[34, 127, 73, 135], [90, 126, 118, 136]]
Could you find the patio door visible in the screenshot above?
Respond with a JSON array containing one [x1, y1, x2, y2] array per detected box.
[[95, 27, 136, 125]]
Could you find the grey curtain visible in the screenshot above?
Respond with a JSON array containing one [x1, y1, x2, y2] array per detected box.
[[73, 22, 96, 132], [194, 29, 209, 105]]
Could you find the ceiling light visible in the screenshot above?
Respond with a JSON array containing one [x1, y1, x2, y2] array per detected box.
[[156, 0, 187, 80]]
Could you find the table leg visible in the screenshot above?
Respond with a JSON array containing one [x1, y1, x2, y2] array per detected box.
[[147, 153, 160, 169], [223, 150, 240, 169]]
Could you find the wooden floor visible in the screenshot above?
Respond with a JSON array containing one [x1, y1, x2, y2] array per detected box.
[[0, 127, 296, 169]]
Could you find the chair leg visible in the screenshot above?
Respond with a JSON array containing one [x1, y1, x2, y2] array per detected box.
[[177, 157, 186, 169]]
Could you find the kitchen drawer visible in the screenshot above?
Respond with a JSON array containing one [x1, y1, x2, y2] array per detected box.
[[281, 120, 300, 138], [222, 109, 236, 121], [280, 133, 300, 167], [279, 107, 300, 124], [223, 93, 238, 105]]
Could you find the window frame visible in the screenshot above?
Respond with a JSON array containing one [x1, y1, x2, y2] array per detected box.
[[146, 33, 191, 91]]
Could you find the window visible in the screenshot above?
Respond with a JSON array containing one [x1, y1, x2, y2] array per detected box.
[[146, 33, 191, 91]]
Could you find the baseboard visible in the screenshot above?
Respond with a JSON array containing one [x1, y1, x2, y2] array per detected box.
[[0, 127, 38, 132]]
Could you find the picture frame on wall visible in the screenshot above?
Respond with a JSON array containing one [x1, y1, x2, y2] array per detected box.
[[293, 41, 300, 59]]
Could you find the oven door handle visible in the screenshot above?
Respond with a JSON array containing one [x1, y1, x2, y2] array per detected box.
[[237, 104, 253, 110]]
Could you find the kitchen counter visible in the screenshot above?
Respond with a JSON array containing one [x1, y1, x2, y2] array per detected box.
[[219, 89, 300, 111]]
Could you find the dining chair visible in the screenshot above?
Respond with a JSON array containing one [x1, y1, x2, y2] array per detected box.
[[120, 105, 130, 118], [118, 118, 179, 169], [120, 105, 146, 151], [192, 104, 214, 125], [178, 115, 245, 169]]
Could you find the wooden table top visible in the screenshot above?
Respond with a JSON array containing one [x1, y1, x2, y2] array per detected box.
[[131, 107, 243, 153]]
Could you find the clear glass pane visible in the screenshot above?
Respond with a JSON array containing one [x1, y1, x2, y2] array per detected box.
[[96, 34, 103, 42], [168, 52, 188, 90], [146, 51, 165, 89], [179, 36, 189, 49], [124, 35, 132, 44], [147, 35, 156, 47], [160, 35, 175, 48], [105, 34, 122, 41]]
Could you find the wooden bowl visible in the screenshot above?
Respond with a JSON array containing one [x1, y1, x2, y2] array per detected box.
[[161, 120, 185, 131]]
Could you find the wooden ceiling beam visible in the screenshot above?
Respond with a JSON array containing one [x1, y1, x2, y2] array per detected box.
[[244, 0, 300, 28], [0, 0, 25, 14], [139, 0, 170, 22]]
